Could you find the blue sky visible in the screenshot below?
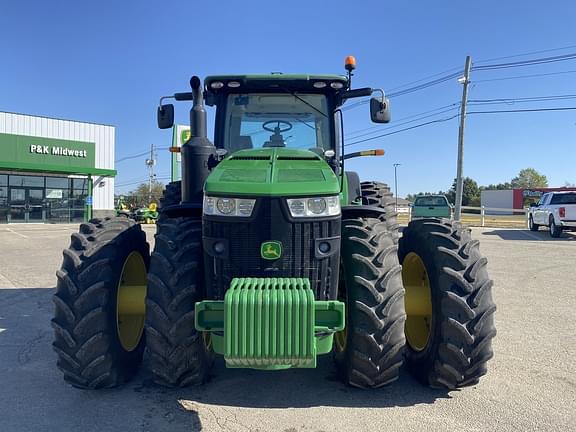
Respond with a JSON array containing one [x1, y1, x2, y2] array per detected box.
[[2, 1, 575, 197]]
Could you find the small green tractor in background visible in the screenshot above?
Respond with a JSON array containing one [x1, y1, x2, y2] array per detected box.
[[131, 202, 158, 224], [52, 57, 496, 390], [115, 200, 159, 224]]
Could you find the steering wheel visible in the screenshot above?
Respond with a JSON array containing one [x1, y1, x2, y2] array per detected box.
[[262, 120, 293, 133]]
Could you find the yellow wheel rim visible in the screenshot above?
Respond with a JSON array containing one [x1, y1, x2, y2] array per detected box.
[[402, 252, 433, 352], [116, 251, 147, 352]]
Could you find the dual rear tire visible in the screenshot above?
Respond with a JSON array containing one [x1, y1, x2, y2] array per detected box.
[[52, 182, 211, 389], [399, 218, 496, 388], [52, 218, 149, 388]]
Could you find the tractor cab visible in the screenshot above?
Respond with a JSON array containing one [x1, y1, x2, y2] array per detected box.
[[204, 74, 349, 159]]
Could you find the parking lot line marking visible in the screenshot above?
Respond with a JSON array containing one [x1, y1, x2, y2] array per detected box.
[[5, 228, 28, 239]]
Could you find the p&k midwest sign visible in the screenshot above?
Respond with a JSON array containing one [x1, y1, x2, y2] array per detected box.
[[30, 144, 88, 158], [0, 132, 96, 174]]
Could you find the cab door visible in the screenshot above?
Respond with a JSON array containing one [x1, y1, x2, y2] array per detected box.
[[533, 194, 549, 225]]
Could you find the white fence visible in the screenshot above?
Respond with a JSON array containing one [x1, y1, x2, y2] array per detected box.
[[396, 205, 530, 228], [461, 206, 529, 228]]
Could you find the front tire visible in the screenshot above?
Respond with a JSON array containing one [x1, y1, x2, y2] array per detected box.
[[399, 218, 496, 389], [529, 216, 539, 231], [52, 217, 149, 389], [145, 184, 212, 387], [335, 216, 406, 388], [158, 181, 181, 222], [360, 181, 399, 244]]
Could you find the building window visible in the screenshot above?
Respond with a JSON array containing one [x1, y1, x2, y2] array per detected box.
[[9, 175, 45, 188], [0, 184, 7, 223], [0, 174, 88, 224], [46, 177, 70, 189]]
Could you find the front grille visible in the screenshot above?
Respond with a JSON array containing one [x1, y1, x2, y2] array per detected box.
[[230, 156, 271, 161], [276, 156, 319, 161], [203, 198, 340, 300]]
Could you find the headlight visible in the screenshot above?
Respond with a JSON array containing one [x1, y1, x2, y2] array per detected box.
[[287, 196, 340, 218], [203, 196, 256, 217]]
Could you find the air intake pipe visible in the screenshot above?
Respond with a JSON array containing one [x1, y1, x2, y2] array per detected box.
[[181, 76, 217, 205]]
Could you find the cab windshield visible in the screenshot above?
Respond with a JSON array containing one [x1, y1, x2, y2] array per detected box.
[[222, 93, 331, 153]]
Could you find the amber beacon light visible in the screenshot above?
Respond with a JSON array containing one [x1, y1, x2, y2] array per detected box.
[[344, 55, 356, 71]]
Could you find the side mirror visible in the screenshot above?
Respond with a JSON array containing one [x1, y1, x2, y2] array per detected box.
[[157, 104, 174, 129], [370, 97, 391, 123], [530, 202, 538, 208]]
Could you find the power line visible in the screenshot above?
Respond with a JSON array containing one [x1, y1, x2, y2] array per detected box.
[[342, 71, 462, 112], [115, 147, 169, 163], [345, 102, 460, 138], [341, 99, 370, 111], [468, 106, 576, 114], [387, 72, 463, 98], [473, 69, 576, 83], [344, 114, 459, 147], [342, 48, 576, 112], [386, 66, 463, 92], [469, 94, 576, 106], [115, 151, 150, 163], [472, 53, 576, 71], [345, 106, 460, 140], [115, 179, 149, 188], [115, 176, 171, 188], [475, 44, 576, 64]]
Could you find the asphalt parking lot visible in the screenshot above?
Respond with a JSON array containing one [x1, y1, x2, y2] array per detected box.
[[0, 223, 575, 432]]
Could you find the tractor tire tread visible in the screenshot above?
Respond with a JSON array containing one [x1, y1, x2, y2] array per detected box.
[[145, 211, 212, 387], [52, 217, 149, 389], [336, 216, 406, 388], [360, 181, 399, 244], [399, 218, 496, 389]]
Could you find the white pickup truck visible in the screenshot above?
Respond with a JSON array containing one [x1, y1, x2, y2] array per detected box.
[[528, 191, 576, 237]]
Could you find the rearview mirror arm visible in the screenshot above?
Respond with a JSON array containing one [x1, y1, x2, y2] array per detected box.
[[158, 95, 175, 112], [372, 88, 386, 106]]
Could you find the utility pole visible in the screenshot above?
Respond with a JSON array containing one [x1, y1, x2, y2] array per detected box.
[[393, 163, 401, 211], [454, 55, 472, 221], [145, 143, 156, 204]]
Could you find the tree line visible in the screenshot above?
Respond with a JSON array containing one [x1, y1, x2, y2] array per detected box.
[[405, 168, 550, 206]]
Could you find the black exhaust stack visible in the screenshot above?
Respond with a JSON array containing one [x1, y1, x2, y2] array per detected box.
[[181, 76, 216, 205]]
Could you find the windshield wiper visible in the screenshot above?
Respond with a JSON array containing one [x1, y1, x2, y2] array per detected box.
[[279, 87, 328, 118]]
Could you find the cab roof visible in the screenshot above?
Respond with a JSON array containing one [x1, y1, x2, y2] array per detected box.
[[204, 74, 348, 94]]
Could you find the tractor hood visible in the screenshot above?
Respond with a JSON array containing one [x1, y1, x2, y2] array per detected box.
[[204, 148, 340, 196]]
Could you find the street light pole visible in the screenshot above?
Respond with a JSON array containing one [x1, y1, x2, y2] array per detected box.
[[145, 143, 156, 204], [393, 163, 401, 211]]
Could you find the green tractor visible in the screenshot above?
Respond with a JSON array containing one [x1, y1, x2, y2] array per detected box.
[[52, 58, 496, 390], [132, 202, 159, 224]]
